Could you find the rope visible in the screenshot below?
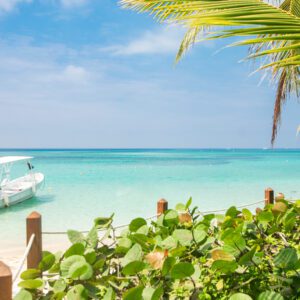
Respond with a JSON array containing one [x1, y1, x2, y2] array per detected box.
[[13, 234, 35, 283], [42, 215, 159, 235], [198, 200, 265, 215]]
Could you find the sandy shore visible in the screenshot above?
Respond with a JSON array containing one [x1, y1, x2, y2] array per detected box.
[[0, 235, 71, 295]]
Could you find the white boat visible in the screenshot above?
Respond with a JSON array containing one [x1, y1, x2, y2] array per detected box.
[[0, 156, 44, 208]]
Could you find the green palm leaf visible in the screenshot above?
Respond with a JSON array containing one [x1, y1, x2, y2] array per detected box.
[[121, 0, 300, 144]]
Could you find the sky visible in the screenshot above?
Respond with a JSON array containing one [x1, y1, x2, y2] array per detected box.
[[0, 0, 299, 148]]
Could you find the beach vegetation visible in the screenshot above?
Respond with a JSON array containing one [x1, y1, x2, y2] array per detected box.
[[15, 198, 300, 299]]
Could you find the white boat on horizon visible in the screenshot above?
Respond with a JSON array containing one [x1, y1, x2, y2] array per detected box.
[[0, 156, 44, 208]]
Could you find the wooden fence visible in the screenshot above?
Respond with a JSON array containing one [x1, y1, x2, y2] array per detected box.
[[0, 189, 276, 300]]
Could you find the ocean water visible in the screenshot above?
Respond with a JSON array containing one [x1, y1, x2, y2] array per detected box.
[[0, 149, 300, 249]]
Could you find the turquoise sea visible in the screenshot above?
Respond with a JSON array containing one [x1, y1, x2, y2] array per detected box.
[[0, 149, 300, 249]]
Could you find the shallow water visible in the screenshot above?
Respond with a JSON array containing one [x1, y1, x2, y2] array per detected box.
[[0, 149, 299, 248]]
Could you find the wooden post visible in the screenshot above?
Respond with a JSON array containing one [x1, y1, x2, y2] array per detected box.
[[265, 188, 274, 205], [0, 262, 12, 300], [26, 211, 42, 269], [157, 198, 168, 216]]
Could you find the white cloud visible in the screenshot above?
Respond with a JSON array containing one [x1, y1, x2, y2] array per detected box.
[[63, 65, 88, 81], [60, 0, 89, 8], [0, 0, 31, 12], [110, 26, 184, 56]]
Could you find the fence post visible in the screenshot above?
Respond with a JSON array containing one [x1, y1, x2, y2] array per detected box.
[[157, 198, 168, 216], [0, 262, 12, 300], [265, 188, 274, 205], [26, 211, 42, 269]]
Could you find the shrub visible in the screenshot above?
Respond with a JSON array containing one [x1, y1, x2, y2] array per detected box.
[[15, 198, 300, 299]]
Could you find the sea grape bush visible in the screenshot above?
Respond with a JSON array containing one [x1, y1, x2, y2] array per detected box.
[[15, 198, 300, 300]]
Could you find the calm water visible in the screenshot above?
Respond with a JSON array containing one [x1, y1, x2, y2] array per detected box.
[[0, 149, 300, 248]]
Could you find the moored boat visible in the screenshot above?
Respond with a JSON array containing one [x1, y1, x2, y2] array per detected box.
[[0, 156, 44, 208]]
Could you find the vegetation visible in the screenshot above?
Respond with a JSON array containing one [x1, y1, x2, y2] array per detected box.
[[121, 0, 300, 144], [15, 198, 299, 299]]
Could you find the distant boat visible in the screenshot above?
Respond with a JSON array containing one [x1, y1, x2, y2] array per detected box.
[[0, 156, 44, 208]]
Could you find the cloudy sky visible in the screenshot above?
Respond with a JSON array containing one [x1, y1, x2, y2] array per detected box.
[[0, 0, 299, 148]]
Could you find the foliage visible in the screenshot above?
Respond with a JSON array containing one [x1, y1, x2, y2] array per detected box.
[[15, 198, 300, 299], [120, 0, 300, 144]]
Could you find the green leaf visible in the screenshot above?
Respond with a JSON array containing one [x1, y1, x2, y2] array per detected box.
[[66, 284, 88, 300], [103, 287, 115, 300], [163, 210, 179, 227], [162, 256, 176, 276], [274, 248, 298, 270], [18, 279, 43, 289], [242, 209, 253, 221], [53, 279, 67, 293], [69, 261, 93, 280], [94, 216, 113, 228], [211, 249, 235, 261], [65, 243, 85, 258], [14, 289, 33, 300], [238, 248, 256, 266], [185, 197, 192, 210], [170, 262, 195, 279], [160, 236, 177, 249], [67, 230, 85, 244], [211, 260, 238, 274], [257, 211, 274, 223], [226, 206, 239, 218], [229, 293, 253, 300], [123, 285, 144, 300], [118, 237, 132, 249], [175, 203, 186, 212], [142, 286, 163, 300], [20, 269, 41, 280], [86, 227, 98, 248], [122, 261, 146, 275], [39, 251, 55, 272], [193, 228, 207, 244], [60, 255, 86, 277], [129, 218, 147, 232], [172, 229, 193, 246], [85, 251, 97, 264], [136, 224, 149, 235], [121, 243, 143, 266], [257, 291, 284, 300]]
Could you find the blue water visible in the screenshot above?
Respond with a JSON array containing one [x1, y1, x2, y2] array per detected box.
[[0, 149, 300, 248]]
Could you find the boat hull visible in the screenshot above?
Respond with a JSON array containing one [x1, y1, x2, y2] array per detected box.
[[0, 173, 44, 208]]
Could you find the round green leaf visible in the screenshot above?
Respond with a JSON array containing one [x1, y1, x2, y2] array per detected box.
[[20, 269, 41, 280], [18, 279, 43, 289], [172, 229, 193, 246], [122, 261, 146, 275], [211, 260, 238, 274], [60, 255, 86, 277], [193, 228, 207, 244], [121, 244, 143, 266], [170, 262, 195, 279], [66, 284, 88, 300], [123, 285, 144, 300], [69, 261, 93, 280], [65, 243, 85, 258], [163, 210, 179, 227], [229, 293, 253, 300], [258, 291, 284, 300], [53, 279, 67, 293], [39, 251, 55, 272], [14, 289, 33, 300], [274, 248, 298, 270], [129, 218, 147, 232]]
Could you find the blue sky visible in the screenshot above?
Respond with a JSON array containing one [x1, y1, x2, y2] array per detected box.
[[0, 0, 299, 148]]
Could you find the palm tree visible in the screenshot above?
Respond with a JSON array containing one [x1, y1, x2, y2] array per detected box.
[[121, 0, 300, 145]]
